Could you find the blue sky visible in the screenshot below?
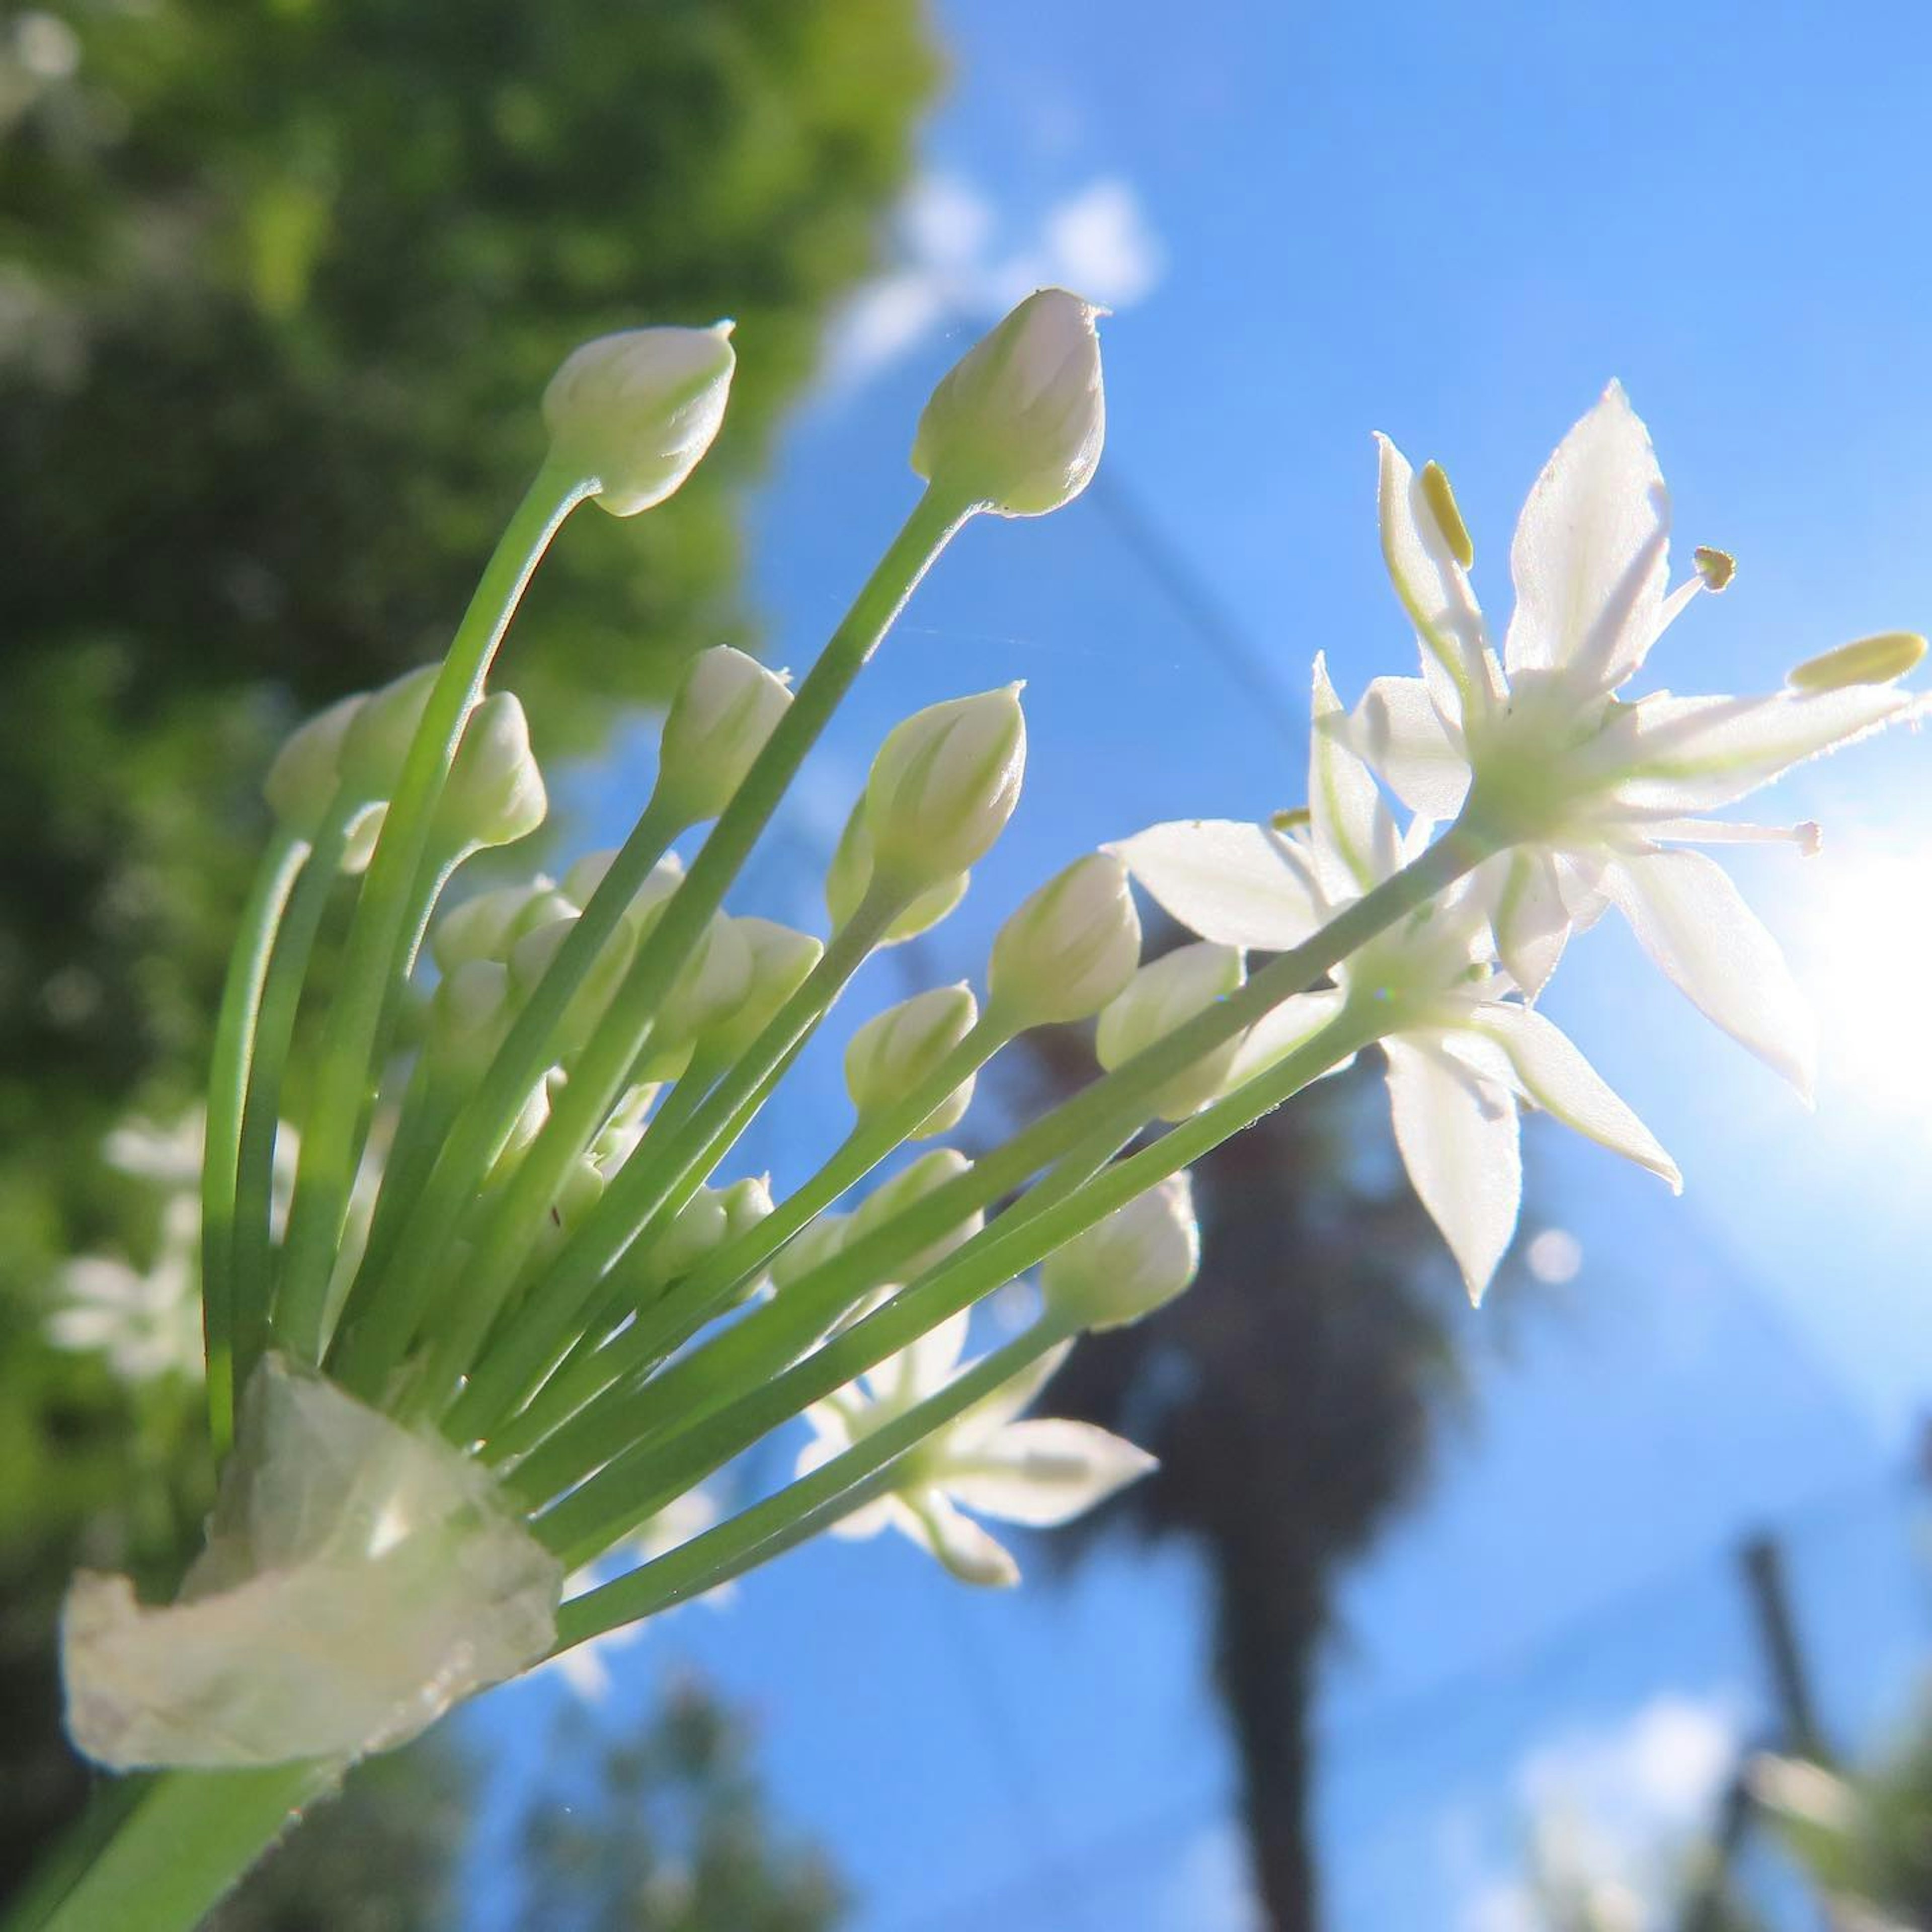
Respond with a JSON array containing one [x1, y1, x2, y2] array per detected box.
[[477, 4, 1932, 1927]]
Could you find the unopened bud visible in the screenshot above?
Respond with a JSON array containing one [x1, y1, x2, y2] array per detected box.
[[435, 692, 546, 852], [716, 1175, 777, 1305], [642, 914, 755, 1074], [264, 693, 364, 841], [657, 647, 792, 824], [538, 1155, 607, 1259], [542, 323, 737, 517], [825, 803, 969, 942], [866, 687, 1027, 887], [1787, 630, 1927, 692], [988, 852, 1142, 1028], [507, 913, 639, 1060], [850, 1148, 983, 1283], [704, 918, 824, 1063], [561, 849, 685, 937], [432, 878, 558, 975], [648, 1186, 731, 1288], [338, 665, 437, 801], [1041, 1173, 1199, 1332], [845, 984, 978, 1137], [911, 289, 1105, 517], [430, 958, 514, 1074], [1096, 941, 1246, 1120]]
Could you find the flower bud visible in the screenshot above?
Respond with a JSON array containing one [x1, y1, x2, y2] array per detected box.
[[910, 289, 1105, 517], [770, 1211, 850, 1293], [703, 918, 824, 1063], [646, 1186, 732, 1289], [1787, 630, 1927, 692], [656, 647, 793, 824], [1041, 1174, 1199, 1332], [507, 913, 639, 1060], [1096, 941, 1246, 1121], [264, 693, 365, 841], [987, 851, 1142, 1029], [716, 1175, 778, 1305], [865, 687, 1027, 888], [338, 665, 438, 802], [537, 1155, 607, 1260], [561, 849, 685, 937], [429, 958, 513, 1074], [850, 1148, 983, 1283], [845, 985, 979, 1137], [640, 914, 754, 1076], [825, 805, 968, 942], [431, 878, 558, 975], [542, 323, 737, 517], [434, 692, 546, 852]]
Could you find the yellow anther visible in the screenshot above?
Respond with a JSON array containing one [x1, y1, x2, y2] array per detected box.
[[1693, 546, 1735, 592], [1787, 631, 1927, 692], [1420, 461, 1474, 569], [1269, 806, 1312, 832]]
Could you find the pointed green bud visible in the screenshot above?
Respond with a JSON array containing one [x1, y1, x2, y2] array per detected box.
[[703, 917, 824, 1063], [656, 647, 792, 825], [845, 984, 979, 1138], [640, 914, 755, 1076], [264, 692, 365, 842], [911, 289, 1105, 517], [507, 912, 639, 1060], [431, 878, 558, 975], [987, 851, 1142, 1029], [770, 1211, 850, 1292], [560, 849, 685, 937], [1041, 1173, 1199, 1332], [429, 958, 513, 1075], [825, 803, 969, 942], [1787, 630, 1927, 692], [866, 686, 1027, 888], [850, 1148, 984, 1283], [542, 323, 737, 517], [434, 692, 546, 852], [338, 665, 438, 801], [1096, 941, 1246, 1121], [647, 1185, 733, 1289], [716, 1174, 778, 1305]]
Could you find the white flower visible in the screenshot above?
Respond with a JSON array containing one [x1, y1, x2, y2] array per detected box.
[[797, 1312, 1153, 1586], [1114, 657, 1678, 1303], [1353, 383, 1923, 1094]]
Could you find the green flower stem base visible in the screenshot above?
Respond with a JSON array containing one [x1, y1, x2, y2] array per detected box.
[[553, 1321, 1072, 1646], [200, 829, 306, 1456], [7, 1762, 337, 1932], [274, 462, 594, 1365]]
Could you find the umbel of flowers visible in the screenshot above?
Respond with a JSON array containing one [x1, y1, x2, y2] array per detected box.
[[30, 290, 1922, 1930]]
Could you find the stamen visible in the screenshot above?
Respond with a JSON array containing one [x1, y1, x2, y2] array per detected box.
[[1787, 631, 1927, 692], [1420, 461, 1474, 569]]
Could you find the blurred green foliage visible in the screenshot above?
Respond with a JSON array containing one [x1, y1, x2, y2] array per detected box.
[[0, 0, 934, 1902]]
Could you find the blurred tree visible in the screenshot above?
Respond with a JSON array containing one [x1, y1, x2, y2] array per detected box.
[[1019, 1012, 1484, 1931], [0, 0, 934, 1899]]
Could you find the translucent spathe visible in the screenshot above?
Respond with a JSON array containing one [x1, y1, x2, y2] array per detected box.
[[62, 1357, 561, 1770]]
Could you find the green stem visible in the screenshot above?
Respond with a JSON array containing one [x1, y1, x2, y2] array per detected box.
[[328, 790, 687, 1394], [440, 889, 898, 1439], [275, 464, 591, 1364], [486, 1017, 1015, 1470], [200, 830, 306, 1455], [551, 1321, 1070, 1649], [8, 1762, 337, 1932]]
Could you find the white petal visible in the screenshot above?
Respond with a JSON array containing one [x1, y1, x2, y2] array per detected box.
[[1504, 382, 1670, 695], [1345, 675, 1472, 819], [1605, 686, 1915, 814], [1599, 848, 1816, 1098], [958, 1337, 1076, 1438], [1383, 1037, 1521, 1304], [1463, 1003, 1680, 1191], [1309, 654, 1400, 899], [902, 1490, 1019, 1587], [1227, 989, 1352, 1085], [943, 1419, 1156, 1526], [1374, 433, 1490, 716], [1110, 819, 1322, 950], [870, 1308, 970, 1410], [1485, 847, 1571, 1002]]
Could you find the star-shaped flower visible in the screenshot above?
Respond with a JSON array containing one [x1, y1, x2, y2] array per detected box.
[[797, 1311, 1154, 1586], [1114, 656, 1678, 1301], [1351, 383, 1923, 1093]]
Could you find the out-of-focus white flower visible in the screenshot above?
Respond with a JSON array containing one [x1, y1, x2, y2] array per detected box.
[[796, 1314, 1153, 1586], [542, 324, 737, 517], [1351, 383, 1923, 1092], [1116, 658, 1676, 1303], [910, 288, 1106, 517]]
